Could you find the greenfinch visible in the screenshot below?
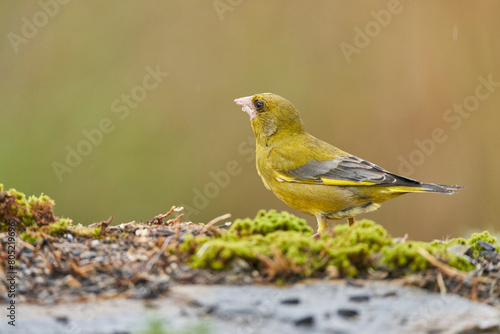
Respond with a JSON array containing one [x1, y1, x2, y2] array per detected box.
[[234, 93, 463, 234]]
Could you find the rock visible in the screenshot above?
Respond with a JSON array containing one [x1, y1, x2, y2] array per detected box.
[[7, 281, 500, 334], [477, 240, 496, 252], [65, 233, 74, 242]]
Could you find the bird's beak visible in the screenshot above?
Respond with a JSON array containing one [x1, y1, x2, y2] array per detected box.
[[234, 95, 257, 119]]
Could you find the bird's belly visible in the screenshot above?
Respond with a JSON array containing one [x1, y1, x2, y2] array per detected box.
[[269, 181, 381, 220]]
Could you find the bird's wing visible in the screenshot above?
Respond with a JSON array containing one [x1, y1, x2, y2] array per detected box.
[[276, 155, 420, 187]]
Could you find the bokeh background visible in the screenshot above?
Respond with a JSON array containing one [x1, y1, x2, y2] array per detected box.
[[1, 1, 499, 240]]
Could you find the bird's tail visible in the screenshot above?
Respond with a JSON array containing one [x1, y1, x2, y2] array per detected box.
[[390, 183, 464, 195]]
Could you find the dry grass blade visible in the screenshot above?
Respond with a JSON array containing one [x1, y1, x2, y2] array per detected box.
[[436, 272, 447, 295], [417, 248, 494, 284], [200, 213, 231, 235]]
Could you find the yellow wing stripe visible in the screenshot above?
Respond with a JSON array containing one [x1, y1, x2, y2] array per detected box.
[[277, 173, 377, 186], [277, 174, 433, 191], [320, 178, 377, 186], [383, 186, 429, 193]]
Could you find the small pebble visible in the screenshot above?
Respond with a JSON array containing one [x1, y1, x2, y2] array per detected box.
[[65, 233, 74, 242], [71, 250, 81, 257], [90, 239, 100, 247], [477, 240, 496, 252], [34, 276, 45, 285]]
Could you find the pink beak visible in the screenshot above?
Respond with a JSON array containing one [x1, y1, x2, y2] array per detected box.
[[234, 95, 257, 119]]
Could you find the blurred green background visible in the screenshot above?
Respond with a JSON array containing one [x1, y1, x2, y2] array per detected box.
[[1, 1, 499, 240]]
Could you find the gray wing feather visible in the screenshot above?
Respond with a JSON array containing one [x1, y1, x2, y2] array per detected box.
[[288, 155, 421, 186]]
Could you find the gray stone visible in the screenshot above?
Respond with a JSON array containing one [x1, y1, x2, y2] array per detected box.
[[5, 281, 500, 334]]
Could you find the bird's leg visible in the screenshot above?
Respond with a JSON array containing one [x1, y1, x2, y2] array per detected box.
[[315, 214, 329, 234], [348, 217, 355, 226]]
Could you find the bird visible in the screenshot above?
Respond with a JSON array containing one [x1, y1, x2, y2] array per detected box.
[[234, 93, 463, 234]]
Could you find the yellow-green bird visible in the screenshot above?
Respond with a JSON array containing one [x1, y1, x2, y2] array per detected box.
[[234, 93, 463, 234]]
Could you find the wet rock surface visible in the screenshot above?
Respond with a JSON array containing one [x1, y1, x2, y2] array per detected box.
[[7, 281, 500, 334]]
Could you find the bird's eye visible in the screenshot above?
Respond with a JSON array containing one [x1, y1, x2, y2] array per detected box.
[[255, 100, 265, 111]]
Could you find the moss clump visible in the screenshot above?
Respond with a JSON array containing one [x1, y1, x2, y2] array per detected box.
[[191, 237, 263, 270], [19, 220, 103, 244], [48, 218, 71, 236], [179, 210, 499, 280], [180, 212, 396, 279], [0, 184, 106, 243], [327, 220, 393, 276], [0, 184, 58, 231], [230, 209, 313, 236], [0, 185, 35, 230], [20, 230, 43, 244], [29, 194, 56, 226], [381, 241, 474, 273]]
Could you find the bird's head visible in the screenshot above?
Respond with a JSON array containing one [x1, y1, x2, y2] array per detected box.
[[234, 93, 305, 143]]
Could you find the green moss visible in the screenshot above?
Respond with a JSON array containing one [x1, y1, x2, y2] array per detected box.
[[380, 241, 474, 273], [191, 237, 262, 270], [48, 219, 71, 235], [381, 235, 478, 273], [0, 185, 110, 242], [179, 211, 493, 280], [230, 209, 313, 236], [326, 220, 393, 276], [1, 185, 59, 231], [20, 230, 42, 244], [184, 212, 321, 274], [181, 214, 398, 279], [466, 231, 499, 257], [70, 223, 102, 239], [0, 185, 34, 230]]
